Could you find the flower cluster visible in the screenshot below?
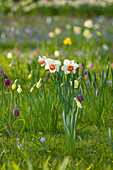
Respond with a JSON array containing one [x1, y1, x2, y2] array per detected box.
[[63, 37, 72, 45]]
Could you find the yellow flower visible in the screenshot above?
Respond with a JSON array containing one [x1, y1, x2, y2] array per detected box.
[[17, 85, 22, 94], [28, 74, 32, 79], [73, 26, 81, 35], [36, 82, 41, 89], [74, 98, 82, 108], [39, 132, 43, 135], [83, 29, 92, 39], [49, 32, 55, 38], [12, 84, 16, 90], [70, 80, 79, 88], [47, 150, 51, 153], [54, 27, 61, 35], [30, 87, 34, 93], [9, 63, 12, 68], [96, 31, 101, 36], [63, 37, 72, 45]]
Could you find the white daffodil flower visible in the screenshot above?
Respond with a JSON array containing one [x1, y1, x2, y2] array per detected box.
[[61, 59, 79, 74], [45, 58, 61, 73], [38, 56, 46, 67]]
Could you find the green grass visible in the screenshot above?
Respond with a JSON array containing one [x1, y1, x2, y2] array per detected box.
[[0, 14, 113, 169]]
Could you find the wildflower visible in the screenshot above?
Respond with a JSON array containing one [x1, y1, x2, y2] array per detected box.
[[73, 26, 81, 35], [95, 90, 99, 96], [17, 144, 23, 149], [45, 58, 61, 73], [39, 132, 43, 135], [40, 137, 45, 142], [47, 150, 51, 153], [74, 98, 82, 108], [28, 70, 33, 79], [13, 108, 19, 117], [16, 138, 19, 142], [30, 87, 34, 92], [54, 50, 60, 57], [4, 79, 11, 87], [54, 27, 61, 35], [108, 80, 112, 84], [79, 63, 83, 68], [96, 31, 101, 36], [48, 32, 55, 38], [103, 44, 109, 51], [0, 69, 4, 75], [7, 52, 13, 59], [86, 81, 90, 85], [84, 19, 93, 28], [9, 63, 12, 68], [38, 56, 46, 67], [36, 78, 42, 89], [83, 29, 92, 39], [12, 83, 16, 90], [70, 80, 79, 88], [63, 37, 72, 45], [84, 69, 87, 75], [61, 59, 79, 74], [85, 75, 88, 79], [66, 24, 71, 30], [17, 85, 22, 93], [89, 64, 93, 69], [77, 94, 84, 102]]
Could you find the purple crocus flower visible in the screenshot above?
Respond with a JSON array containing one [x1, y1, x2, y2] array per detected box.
[[86, 81, 90, 85], [3, 74, 8, 79], [4, 79, 11, 87], [16, 138, 19, 142], [108, 80, 112, 84], [40, 137, 45, 142], [77, 94, 84, 102], [13, 108, 19, 117], [0, 69, 4, 75]]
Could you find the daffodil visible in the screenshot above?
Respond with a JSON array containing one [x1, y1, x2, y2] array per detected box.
[[61, 59, 79, 74], [45, 58, 61, 73], [54, 27, 61, 35], [38, 56, 46, 67], [74, 98, 82, 108], [63, 37, 72, 45], [83, 29, 92, 39], [36, 82, 41, 88], [73, 26, 81, 35], [28, 70, 33, 79], [30, 87, 34, 92], [12, 84, 16, 90], [7, 52, 13, 59], [70, 80, 79, 88], [84, 19, 93, 28], [48, 32, 55, 38], [17, 85, 22, 94]]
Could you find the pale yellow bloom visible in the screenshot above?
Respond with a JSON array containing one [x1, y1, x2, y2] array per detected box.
[[39, 132, 43, 135], [84, 19, 93, 28], [36, 82, 41, 89], [74, 98, 82, 108], [12, 84, 16, 90], [49, 32, 55, 38], [7, 52, 13, 59], [47, 150, 51, 153], [28, 74, 32, 79], [63, 37, 72, 45], [9, 63, 12, 68], [54, 27, 61, 35], [96, 31, 101, 36], [73, 26, 81, 35], [17, 85, 22, 93], [83, 29, 92, 39], [70, 80, 79, 88], [30, 87, 34, 93]]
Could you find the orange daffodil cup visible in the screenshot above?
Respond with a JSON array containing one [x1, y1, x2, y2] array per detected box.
[[61, 59, 79, 74]]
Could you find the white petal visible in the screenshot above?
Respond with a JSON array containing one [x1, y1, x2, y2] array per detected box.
[[54, 60, 61, 66], [70, 60, 75, 64], [73, 63, 79, 69], [42, 56, 46, 60], [61, 65, 67, 71], [45, 65, 49, 69], [49, 69, 56, 73], [73, 69, 76, 74], [45, 58, 53, 65], [41, 63, 45, 67], [64, 59, 70, 65], [64, 69, 70, 74]]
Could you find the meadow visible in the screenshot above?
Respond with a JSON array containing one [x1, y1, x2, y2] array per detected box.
[[0, 8, 113, 169]]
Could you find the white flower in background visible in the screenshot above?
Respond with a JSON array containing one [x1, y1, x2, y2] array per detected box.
[[7, 52, 13, 59], [54, 50, 60, 57], [61, 59, 79, 74], [45, 58, 61, 73], [84, 19, 93, 28], [54, 27, 61, 35], [48, 32, 55, 38], [38, 56, 46, 67], [53, 16, 59, 21], [103, 44, 109, 51], [46, 16, 52, 24], [73, 26, 81, 35], [66, 24, 71, 30], [83, 29, 92, 39], [94, 23, 100, 29]]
